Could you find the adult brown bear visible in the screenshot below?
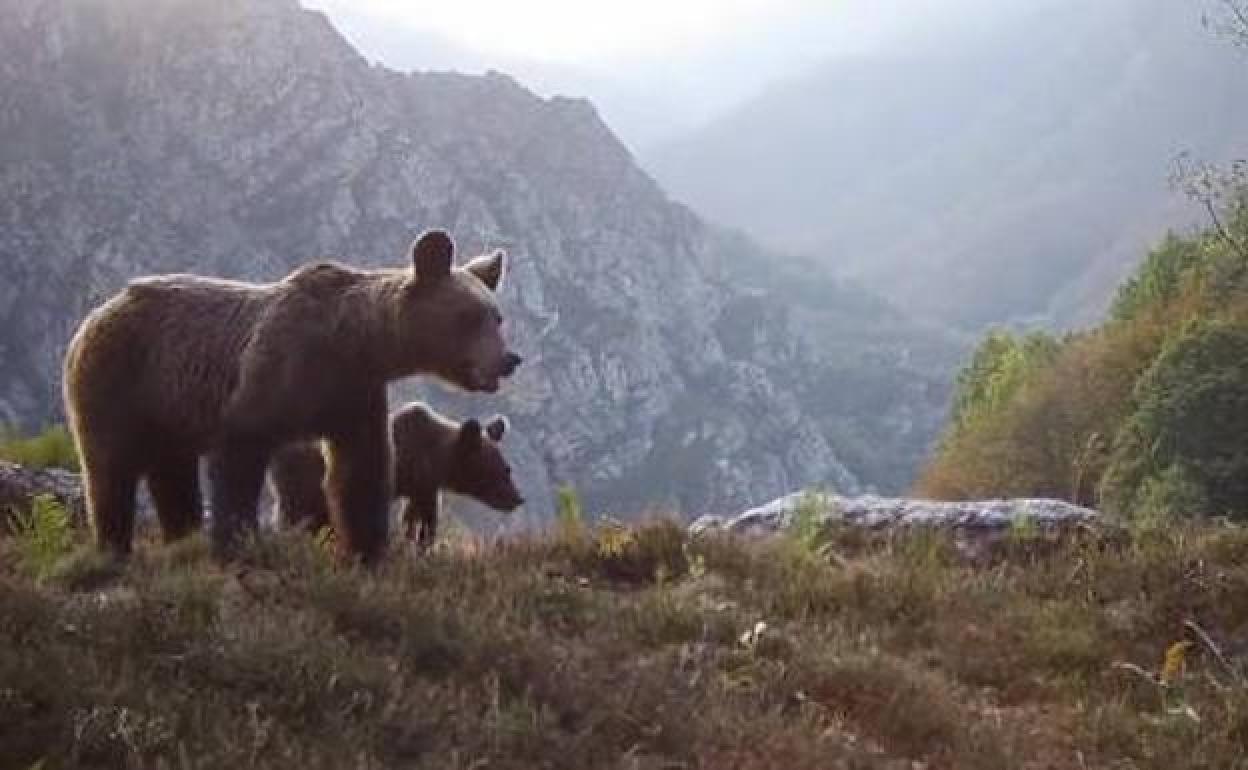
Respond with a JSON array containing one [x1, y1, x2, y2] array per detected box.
[[63, 231, 520, 563], [270, 402, 523, 549]]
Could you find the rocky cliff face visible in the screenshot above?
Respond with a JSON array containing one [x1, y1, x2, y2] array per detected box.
[[0, 0, 959, 527]]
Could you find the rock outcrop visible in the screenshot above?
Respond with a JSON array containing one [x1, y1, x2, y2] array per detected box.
[[692, 491, 1113, 558], [0, 460, 86, 527]]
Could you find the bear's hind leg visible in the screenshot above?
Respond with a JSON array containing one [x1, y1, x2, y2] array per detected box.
[[147, 453, 203, 543], [277, 488, 332, 534], [399, 497, 419, 541], [208, 439, 271, 560], [300, 489, 332, 535], [274, 472, 332, 534], [83, 454, 140, 557], [418, 501, 438, 551]]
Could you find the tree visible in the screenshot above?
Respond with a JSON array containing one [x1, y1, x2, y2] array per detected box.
[[1100, 319, 1248, 518], [948, 330, 1060, 431]]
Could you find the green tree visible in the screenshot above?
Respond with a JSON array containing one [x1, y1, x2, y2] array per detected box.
[[1110, 233, 1206, 323], [1100, 319, 1248, 518], [949, 330, 1060, 430]]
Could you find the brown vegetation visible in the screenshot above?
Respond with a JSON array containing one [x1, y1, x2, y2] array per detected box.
[[3, 515, 1248, 768]]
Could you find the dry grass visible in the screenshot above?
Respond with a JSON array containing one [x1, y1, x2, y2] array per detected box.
[[3, 517, 1248, 769]]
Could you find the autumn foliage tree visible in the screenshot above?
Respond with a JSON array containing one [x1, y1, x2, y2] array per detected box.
[[916, 193, 1248, 520]]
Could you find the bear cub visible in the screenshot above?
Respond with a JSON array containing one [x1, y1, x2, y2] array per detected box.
[[271, 402, 523, 548]]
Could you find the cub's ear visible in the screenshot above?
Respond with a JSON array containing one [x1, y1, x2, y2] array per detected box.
[[485, 416, 508, 442], [412, 230, 454, 280], [458, 419, 483, 450], [464, 248, 506, 291]]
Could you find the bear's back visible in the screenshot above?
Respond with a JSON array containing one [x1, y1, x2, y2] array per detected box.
[[391, 402, 457, 448], [65, 273, 277, 445], [390, 403, 457, 494], [284, 261, 372, 293]]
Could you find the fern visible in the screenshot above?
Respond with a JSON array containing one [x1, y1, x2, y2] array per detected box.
[[9, 494, 75, 580], [312, 525, 336, 555]]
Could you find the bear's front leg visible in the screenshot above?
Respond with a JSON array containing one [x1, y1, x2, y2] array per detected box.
[[208, 437, 272, 561], [399, 488, 439, 550], [325, 397, 393, 565]]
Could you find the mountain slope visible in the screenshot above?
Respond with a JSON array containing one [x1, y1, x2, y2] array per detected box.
[[648, 0, 1248, 330], [0, 0, 960, 525]]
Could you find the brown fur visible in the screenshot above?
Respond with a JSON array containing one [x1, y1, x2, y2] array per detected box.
[[270, 402, 522, 548], [63, 231, 520, 563], [268, 442, 333, 536]]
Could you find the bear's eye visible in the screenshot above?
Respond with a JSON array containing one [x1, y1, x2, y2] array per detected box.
[[458, 308, 487, 328]]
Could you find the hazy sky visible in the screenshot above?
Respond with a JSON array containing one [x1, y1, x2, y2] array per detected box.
[[300, 0, 1022, 147], [305, 0, 843, 62]]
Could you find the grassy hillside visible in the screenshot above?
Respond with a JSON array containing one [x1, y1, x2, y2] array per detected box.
[[4, 514, 1248, 768]]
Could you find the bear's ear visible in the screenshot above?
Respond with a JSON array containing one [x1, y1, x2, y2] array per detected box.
[[485, 416, 508, 442], [458, 419, 483, 450], [464, 249, 506, 292], [412, 230, 454, 280]]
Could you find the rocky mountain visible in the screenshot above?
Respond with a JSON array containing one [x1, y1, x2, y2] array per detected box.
[[647, 0, 1248, 331], [0, 0, 960, 528]]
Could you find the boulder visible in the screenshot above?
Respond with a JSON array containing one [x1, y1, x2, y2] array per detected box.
[[691, 491, 1115, 559]]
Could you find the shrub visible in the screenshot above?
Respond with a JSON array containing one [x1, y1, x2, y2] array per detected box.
[[593, 518, 689, 584], [555, 484, 586, 545], [1132, 464, 1212, 527], [0, 424, 79, 471], [788, 488, 833, 551]]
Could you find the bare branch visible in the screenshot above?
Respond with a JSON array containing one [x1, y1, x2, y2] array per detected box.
[[1170, 152, 1248, 261], [1223, 0, 1248, 43], [1183, 619, 1245, 686], [1203, 198, 1248, 260]]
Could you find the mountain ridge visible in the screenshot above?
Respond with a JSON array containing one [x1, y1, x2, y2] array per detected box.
[[0, 0, 960, 525]]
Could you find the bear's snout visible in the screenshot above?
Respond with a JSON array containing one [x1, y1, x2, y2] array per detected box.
[[499, 492, 524, 511], [501, 352, 523, 377]]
